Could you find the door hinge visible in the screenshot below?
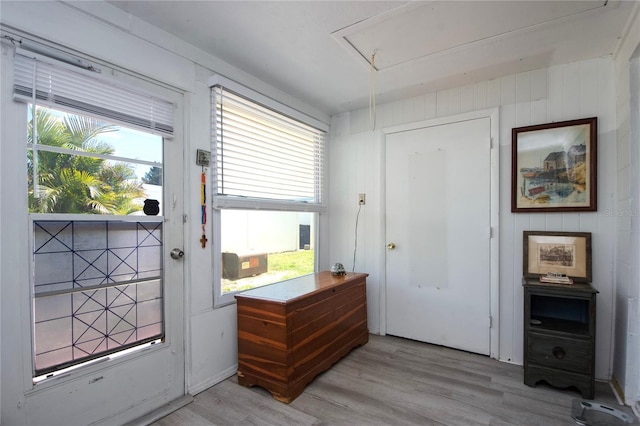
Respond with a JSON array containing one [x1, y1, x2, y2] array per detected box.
[[183, 214, 188, 223], [489, 316, 493, 328], [488, 227, 493, 239]]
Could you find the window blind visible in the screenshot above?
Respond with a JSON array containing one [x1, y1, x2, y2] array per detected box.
[[13, 50, 174, 137], [212, 85, 325, 211]]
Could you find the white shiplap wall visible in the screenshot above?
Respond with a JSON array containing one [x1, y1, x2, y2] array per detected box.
[[330, 57, 616, 379], [613, 5, 640, 406]]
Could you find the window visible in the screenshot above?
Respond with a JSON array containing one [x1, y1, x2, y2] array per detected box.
[[14, 49, 170, 216], [28, 105, 163, 215], [210, 78, 327, 305], [14, 48, 173, 378], [220, 209, 315, 293]]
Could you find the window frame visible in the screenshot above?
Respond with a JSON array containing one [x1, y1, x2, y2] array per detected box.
[[208, 75, 329, 307]]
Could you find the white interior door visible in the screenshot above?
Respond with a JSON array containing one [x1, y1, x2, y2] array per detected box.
[[385, 116, 492, 355]]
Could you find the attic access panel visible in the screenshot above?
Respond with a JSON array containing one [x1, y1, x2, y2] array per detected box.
[[333, 1, 609, 70]]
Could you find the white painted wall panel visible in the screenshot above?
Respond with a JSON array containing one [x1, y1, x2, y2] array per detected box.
[[500, 74, 516, 105], [548, 65, 565, 121], [329, 120, 384, 333], [531, 68, 547, 101], [188, 79, 215, 316], [188, 307, 238, 395], [487, 79, 501, 108], [449, 86, 463, 114], [580, 60, 599, 118], [413, 95, 426, 123], [401, 98, 415, 124], [436, 90, 450, 118], [473, 82, 487, 111], [515, 72, 531, 103], [425, 92, 437, 121], [613, 2, 640, 406], [563, 62, 582, 119], [330, 58, 618, 380]]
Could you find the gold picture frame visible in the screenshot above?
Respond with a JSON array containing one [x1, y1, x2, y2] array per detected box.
[[523, 231, 592, 282]]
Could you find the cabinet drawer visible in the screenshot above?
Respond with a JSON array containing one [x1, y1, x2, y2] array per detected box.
[[527, 333, 592, 374]]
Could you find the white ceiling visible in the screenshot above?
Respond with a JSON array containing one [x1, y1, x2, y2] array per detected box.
[[107, 0, 637, 116]]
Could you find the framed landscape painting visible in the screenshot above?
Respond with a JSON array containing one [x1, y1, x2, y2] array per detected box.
[[511, 117, 597, 212]]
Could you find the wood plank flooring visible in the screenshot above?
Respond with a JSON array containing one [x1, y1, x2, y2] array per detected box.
[[152, 334, 637, 426]]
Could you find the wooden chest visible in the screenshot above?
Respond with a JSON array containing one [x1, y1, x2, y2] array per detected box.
[[234, 272, 369, 403]]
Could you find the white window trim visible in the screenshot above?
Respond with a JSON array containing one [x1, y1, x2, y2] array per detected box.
[[206, 74, 329, 133], [208, 74, 327, 307]]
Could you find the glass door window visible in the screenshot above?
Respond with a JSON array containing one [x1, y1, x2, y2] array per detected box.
[[27, 105, 167, 379]]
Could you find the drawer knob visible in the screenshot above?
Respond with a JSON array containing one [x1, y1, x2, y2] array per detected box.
[[552, 347, 566, 359]]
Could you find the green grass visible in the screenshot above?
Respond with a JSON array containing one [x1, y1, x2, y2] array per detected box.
[[222, 250, 314, 293], [268, 250, 314, 275]]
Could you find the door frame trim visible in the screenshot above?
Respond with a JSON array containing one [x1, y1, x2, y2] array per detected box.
[[380, 108, 500, 359]]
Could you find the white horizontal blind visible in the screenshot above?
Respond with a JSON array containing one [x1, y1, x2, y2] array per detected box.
[[13, 51, 174, 137], [212, 85, 325, 211]]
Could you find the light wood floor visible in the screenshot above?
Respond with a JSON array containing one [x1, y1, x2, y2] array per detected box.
[[153, 334, 637, 426]]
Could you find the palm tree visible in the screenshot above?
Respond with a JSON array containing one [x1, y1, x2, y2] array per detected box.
[[28, 107, 146, 214]]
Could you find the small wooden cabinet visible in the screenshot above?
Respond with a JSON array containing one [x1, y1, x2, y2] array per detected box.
[[235, 272, 369, 403], [523, 278, 598, 399]]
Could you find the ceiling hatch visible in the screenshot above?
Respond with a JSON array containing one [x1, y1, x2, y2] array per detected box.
[[332, 1, 609, 71]]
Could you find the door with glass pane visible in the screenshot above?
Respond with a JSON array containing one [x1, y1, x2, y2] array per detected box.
[[24, 105, 185, 425]]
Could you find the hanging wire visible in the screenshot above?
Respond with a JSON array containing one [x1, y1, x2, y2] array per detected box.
[[369, 51, 377, 131]]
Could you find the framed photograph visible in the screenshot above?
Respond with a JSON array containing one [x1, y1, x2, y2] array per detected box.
[[511, 117, 597, 212], [523, 231, 592, 282]]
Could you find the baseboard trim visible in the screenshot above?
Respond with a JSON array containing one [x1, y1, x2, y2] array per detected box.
[[124, 394, 195, 426], [188, 364, 237, 396], [610, 375, 626, 405]]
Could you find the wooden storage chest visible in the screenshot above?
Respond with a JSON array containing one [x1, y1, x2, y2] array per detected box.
[[234, 272, 369, 403]]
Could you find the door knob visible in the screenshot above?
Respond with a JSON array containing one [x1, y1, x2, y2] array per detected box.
[[386, 243, 396, 250], [170, 248, 184, 259]]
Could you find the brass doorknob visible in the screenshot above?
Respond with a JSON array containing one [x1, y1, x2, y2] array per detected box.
[[386, 243, 396, 250]]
